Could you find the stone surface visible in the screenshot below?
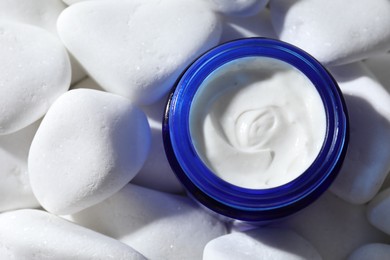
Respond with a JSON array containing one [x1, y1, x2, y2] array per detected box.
[[0, 120, 41, 212], [57, 0, 222, 105], [348, 243, 390, 260], [0, 0, 86, 84], [203, 228, 322, 260], [0, 209, 145, 259], [28, 89, 151, 215], [367, 188, 390, 235], [270, 0, 390, 65], [328, 62, 390, 204], [272, 192, 390, 260], [0, 22, 71, 135], [66, 183, 227, 260]]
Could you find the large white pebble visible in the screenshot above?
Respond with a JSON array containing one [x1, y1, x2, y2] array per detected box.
[[328, 62, 390, 204], [272, 192, 390, 260], [0, 209, 145, 259], [220, 8, 277, 43], [132, 95, 184, 193], [0, 0, 86, 84], [203, 228, 322, 260], [205, 0, 268, 17], [367, 188, 390, 235], [0, 121, 40, 212], [348, 243, 390, 260], [0, 22, 70, 135], [66, 184, 227, 260], [28, 89, 151, 215], [270, 0, 390, 65], [57, 0, 222, 105], [0, 0, 66, 34]]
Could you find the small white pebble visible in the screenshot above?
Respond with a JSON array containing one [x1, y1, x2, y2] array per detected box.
[[0, 120, 41, 212], [66, 183, 227, 260], [0, 0, 86, 84], [203, 228, 322, 260], [272, 192, 389, 260], [348, 243, 390, 260], [0, 209, 146, 259], [328, 62, 390, 204], [28, 89, 151, 215], [57, 0, 222, 105], [270, 0, 390, 65], [0, 22, 71, 135], [367, 188, 390, 235]]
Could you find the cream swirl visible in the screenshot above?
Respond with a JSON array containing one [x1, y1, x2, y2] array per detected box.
[[190, 57, 326, 189]]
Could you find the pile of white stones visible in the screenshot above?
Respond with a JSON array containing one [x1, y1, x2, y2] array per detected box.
[[1, 0, 390, 259]]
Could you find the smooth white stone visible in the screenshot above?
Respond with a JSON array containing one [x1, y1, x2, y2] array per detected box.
[[0, 22, 71, 135], [0, 209, 145, 259], [66, 183, 227, 260], [328, 62, 390, 204], [205, 0, 269, 17], [365, 54, 390, 92], [271, 192, 390, 260], [0, 121, 41, 212], [270, 0, 390, 65], [131, 95, 184, 193], [0, 0, 66, 34], [28, 89, 151, 215], [220, 8, 277, 43], [367, 188, 390, 235], [348, 243, 390, 260], [0, 0, 86, 84], [203, 228, 322, 260], [57, 0, 222, 105]]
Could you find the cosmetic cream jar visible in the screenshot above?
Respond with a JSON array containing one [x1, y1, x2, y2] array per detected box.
[[163, 38, 348, 222]]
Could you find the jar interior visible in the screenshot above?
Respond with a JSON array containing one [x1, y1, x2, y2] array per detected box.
[[189, 56, 326, 189]]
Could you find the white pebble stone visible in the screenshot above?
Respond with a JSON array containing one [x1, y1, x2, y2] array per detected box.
[[220, 8, 277, 43], [272, 192, 390, 260], [367, 188, 390, 235], [328, 62, 390, 204], [0, 22, 71, 135], [66, 183, 227, 260], [270, 0, 390, 65], [0, 120, 41, 212], [203, 228, 322, 260], [132, 95, 184, 193], [205, 0, 269, 17], [348, 243, 390, 260], [0, 0, 66, 34], [0, 0, 86, 84], [57, 0, 222, 105], [0, 209, 145, 259], [28, 89, 151, 215]]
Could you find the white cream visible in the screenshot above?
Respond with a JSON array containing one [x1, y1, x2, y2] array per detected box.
[[190, 57, 326, 189]]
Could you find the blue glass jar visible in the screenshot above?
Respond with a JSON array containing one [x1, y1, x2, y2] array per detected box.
[[163, 38, 349, 222]]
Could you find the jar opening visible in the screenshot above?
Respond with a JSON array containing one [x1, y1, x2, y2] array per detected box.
[[189, 56, 326, 189]]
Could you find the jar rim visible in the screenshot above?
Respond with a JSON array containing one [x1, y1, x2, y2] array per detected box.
[[163, 37, 349, 222]]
